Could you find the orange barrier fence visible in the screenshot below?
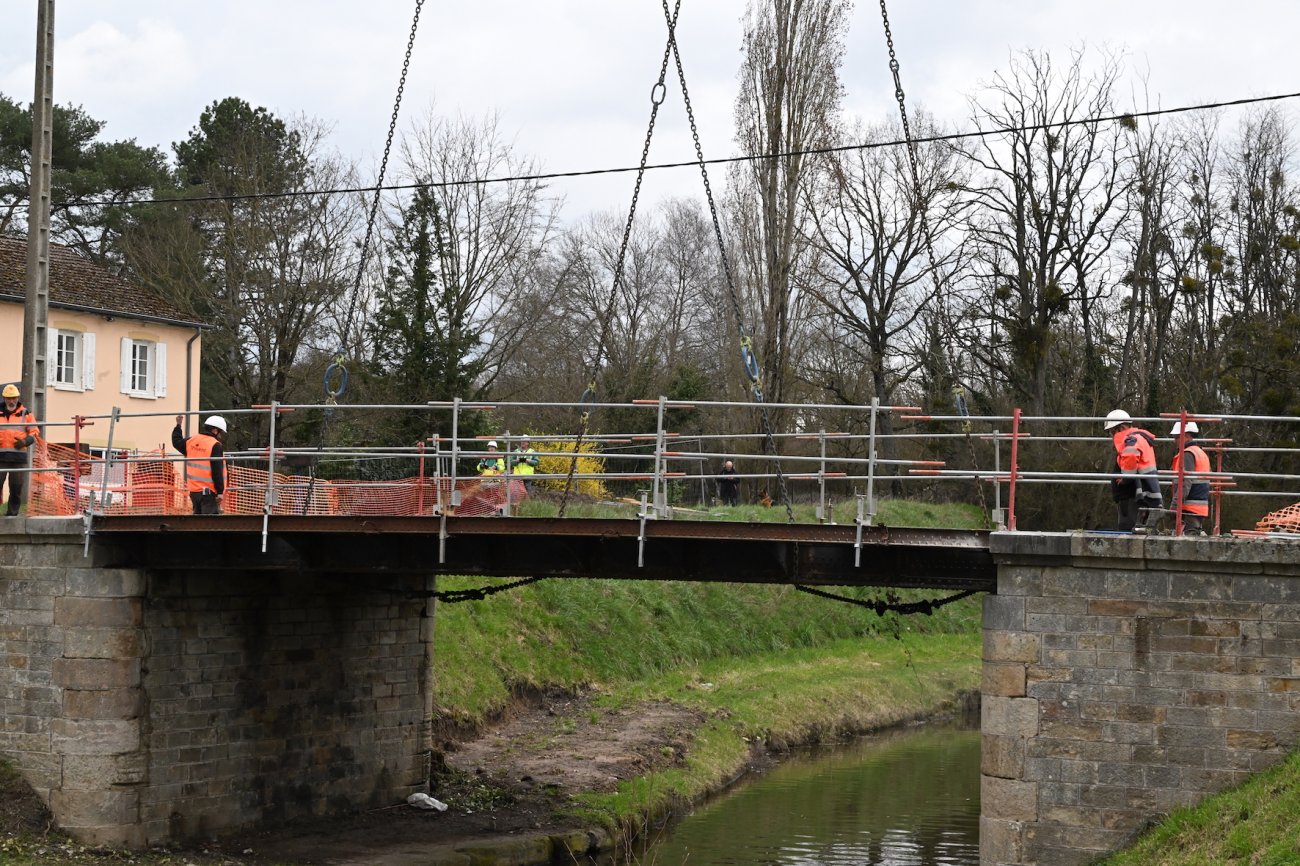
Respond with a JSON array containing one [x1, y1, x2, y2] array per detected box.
[[27, 442, 526, 518]]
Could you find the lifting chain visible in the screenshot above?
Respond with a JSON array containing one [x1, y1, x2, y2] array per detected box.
[[413, 574, 549, 604], [558, 0, 682, 517], [796, 584, 981, 617], [304, 1, 423, 514], [665, 0, 794, 523], [348, 0, 425, 354], [878, 0, 989, 520]]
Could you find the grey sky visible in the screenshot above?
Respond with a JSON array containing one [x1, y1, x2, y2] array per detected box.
[[2, 2, 1297, 218]]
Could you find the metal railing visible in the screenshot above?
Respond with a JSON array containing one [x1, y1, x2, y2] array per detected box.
[[16, 399, 1300, 553]]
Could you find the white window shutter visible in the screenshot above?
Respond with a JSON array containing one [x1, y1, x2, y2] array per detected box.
[[45, 329, 58, 385], [154, 343, 167, 398], [120, 338, 132, 393], [82, 333, 96, 391]]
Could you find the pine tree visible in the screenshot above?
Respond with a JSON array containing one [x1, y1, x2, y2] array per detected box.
[[371, 188, 489, 444]]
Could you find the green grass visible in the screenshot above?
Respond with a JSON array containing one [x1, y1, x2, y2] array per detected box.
[[567, 633, 981, 831], [514, 496, 988, 528], [435, 495, 985, 721], [1097, 749, 1300, 866], [433, 577, 982, 721]]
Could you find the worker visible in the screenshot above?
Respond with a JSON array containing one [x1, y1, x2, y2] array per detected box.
[[512, 435, 540, 491], [717, 459, 740, 507], [477, 441, 504, 476], [1104, 409, 1163, 532], [0, 384, 39, 516], [1170, 420, 1211, 535], [172, 414, 227, 514]]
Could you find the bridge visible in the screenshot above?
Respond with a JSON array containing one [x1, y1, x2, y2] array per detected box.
[[92, 514, 995, 589], [4, 401, 1300, 865]]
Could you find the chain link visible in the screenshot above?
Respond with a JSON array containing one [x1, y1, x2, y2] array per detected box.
[[346, 0, 425, 360], [666, 0, 794, 523], [878, 0, 989, 519], [558, 0, 683, 517], [796, 584, 980, 616], [416, 574, 549, 604]]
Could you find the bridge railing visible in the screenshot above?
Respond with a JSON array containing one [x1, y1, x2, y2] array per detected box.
[[15, 401, 1300, 539]]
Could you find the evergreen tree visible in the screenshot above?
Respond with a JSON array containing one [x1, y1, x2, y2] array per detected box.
[[370, 187, 489, 444]]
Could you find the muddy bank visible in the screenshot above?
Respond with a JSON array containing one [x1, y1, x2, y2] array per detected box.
[[238, 687, 979, 866]]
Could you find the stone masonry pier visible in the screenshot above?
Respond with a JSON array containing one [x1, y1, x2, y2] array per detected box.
[[983, 532, 1300, 866], [0, 519, 432, 846]]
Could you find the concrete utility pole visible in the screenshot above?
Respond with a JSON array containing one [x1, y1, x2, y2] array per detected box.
[[23, 0, 54, 425]]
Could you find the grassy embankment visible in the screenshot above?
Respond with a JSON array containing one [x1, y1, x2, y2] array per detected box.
[[2, 498, 985, 864], [1095, 749, 1300, 866], [433, 497, 987, 832]]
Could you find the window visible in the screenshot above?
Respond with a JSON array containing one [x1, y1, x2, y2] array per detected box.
[[47, 329, 95, 392], [120, 338, 167, 398], [56, 332, 78, 387], [130, 341, 149, 392]]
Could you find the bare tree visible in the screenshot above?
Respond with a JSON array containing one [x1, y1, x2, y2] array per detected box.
[[957, 49, 1130, 414], [395, 110, 561, 396], [730, 0, 849, 410], [802, 116, 969, 421]]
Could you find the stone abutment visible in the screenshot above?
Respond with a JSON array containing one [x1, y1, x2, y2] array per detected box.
[[0, 519, 432, 846], [983, 532, 1300, 865]]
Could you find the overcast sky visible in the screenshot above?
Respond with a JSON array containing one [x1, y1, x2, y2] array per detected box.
[[2, 1, 1298, 219]]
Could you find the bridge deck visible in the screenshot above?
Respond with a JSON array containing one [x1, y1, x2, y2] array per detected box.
[[92, 516, 994, 590]]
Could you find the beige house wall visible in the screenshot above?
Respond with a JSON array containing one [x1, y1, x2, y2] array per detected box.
[[0, 303, 203, 452]]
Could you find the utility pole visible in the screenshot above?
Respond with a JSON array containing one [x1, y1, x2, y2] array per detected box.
[[23, 0, 54, 425]]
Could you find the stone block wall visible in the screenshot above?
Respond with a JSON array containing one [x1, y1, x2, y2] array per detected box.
[[139, 569, 433, 843], [0, 519, 434, 846], [982, 532, 1300, 866]]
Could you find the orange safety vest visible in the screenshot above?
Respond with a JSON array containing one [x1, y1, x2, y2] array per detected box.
[[185, 434, 219, 494], [1112, 426, 1161, 501], [1172, 443, 1211, 517], [0, 403, 38, 458]]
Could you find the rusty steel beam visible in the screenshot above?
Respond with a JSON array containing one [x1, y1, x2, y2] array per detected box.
[[90, 515, 995, 591]]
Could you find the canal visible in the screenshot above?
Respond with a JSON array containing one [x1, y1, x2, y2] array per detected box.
[[630, 723, 981, 865]]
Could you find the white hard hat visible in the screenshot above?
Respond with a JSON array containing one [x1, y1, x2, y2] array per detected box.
[[487, 440, 498, 448], [1170, 421, 1199, 435], [1103, 409, 1131, 430], [204, 415, 228, 433]]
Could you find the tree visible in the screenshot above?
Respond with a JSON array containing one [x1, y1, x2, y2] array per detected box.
[[0, 92, 170, 264], [802, 115, 969, 439], [388, 110, 560, 407], [369, 187, 489, 443], [957, 49, 1129, 415], [730, 0, 849, 410], [127, 98, 361, 431]]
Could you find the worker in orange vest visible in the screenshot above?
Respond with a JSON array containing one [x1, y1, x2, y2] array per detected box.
[[0, 384, 39, 516], [1104, 409, 1163, 532], [172, 414, 227, 514], [1170, 420, 1210, 535]]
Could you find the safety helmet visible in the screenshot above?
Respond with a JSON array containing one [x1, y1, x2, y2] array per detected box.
[[1103, 409, 1131, 430], [487, 440, 498, 448], [204, 415, 228, 433], [1170, 421, 1199, 436], [2, 384, 19, 398]]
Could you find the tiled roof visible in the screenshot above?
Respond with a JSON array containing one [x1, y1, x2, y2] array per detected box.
[[0, 235, 204, 327]]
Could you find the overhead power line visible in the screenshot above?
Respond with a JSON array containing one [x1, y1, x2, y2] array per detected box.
[[11, 89, 1300, 213]]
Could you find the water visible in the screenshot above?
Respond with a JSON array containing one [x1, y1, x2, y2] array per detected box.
[[631, 724, 981, 866]]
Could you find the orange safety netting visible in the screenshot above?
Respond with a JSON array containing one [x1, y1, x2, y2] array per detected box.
[[1256, 502, 1300, 534], [28, 442, 526, 518]]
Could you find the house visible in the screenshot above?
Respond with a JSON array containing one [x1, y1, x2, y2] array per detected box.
[[0, 236, 206, 452]]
